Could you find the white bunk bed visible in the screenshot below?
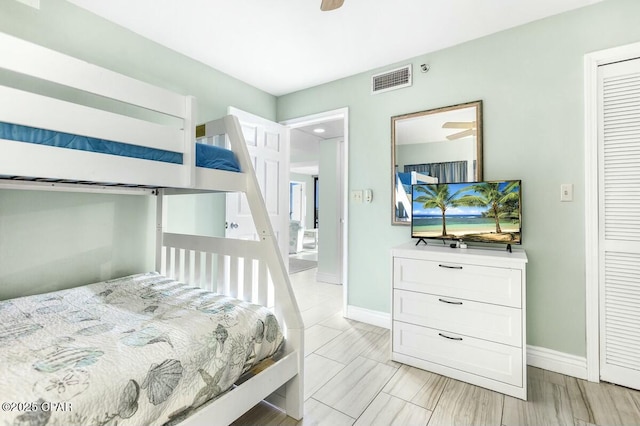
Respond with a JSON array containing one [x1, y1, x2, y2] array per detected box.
[[0, 32, 304, 425]]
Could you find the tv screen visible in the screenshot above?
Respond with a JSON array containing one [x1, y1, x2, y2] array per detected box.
[[411, 180, 522, 245]]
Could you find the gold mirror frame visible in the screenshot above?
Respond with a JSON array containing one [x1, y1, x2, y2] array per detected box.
[[391, 100, 483, 225]]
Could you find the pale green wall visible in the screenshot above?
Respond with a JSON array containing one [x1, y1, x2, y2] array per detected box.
[[277, 0, 640, 357], [0, 190, 155, 300], [0, 0, 276, 296], [318, 139, 341, 281]]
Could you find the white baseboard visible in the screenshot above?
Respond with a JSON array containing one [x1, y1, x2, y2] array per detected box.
[[527, 345, 588, 380], [315, 272, 341, 284], [346, 305, 391, 329]]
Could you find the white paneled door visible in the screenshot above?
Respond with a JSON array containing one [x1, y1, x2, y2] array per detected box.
[[225, 107, 290, 265], [598, 57, 640, 390]]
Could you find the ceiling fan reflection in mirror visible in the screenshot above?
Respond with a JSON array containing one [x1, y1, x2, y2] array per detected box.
[[442, 121, 477, 140], [321, 0, 344, 11]]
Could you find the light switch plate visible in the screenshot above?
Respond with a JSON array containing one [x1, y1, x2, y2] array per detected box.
[[363, 189, 373, 203], [351, 190, 363, 203], [561, 183, 573, 202]]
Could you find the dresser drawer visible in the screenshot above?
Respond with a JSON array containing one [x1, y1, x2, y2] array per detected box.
[[394, 257, 522, 307], [394, 289, 522, 347], [393, 321, 522, 387]]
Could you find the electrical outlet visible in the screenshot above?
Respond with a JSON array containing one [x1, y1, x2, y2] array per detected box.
[[351, 190, 363, 203], [560, 183, 573, 202]]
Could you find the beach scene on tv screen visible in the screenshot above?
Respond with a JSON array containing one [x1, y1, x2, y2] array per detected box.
[[412, 181, 521, 243]]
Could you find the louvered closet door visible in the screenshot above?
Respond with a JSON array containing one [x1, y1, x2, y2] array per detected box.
[[599, 57, 640, 390]]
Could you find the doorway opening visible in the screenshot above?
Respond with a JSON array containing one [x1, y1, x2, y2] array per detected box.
[[282, 108, 349, 312], [288, 180, 317, 264]]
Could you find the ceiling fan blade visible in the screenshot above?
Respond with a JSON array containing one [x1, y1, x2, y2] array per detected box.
[[321, 0, 344, 11], [446, 128, 476, 140], [442, 121, 476, 129]]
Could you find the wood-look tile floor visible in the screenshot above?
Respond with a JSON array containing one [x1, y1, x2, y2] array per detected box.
[[232, 268, 640, 426]]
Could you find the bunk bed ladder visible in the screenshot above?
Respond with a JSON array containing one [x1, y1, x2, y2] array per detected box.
[[156, 114, 304, 422], [224, 114, 304, 419]]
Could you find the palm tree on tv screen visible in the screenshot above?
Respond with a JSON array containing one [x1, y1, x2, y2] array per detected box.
[[458, 181, 520, 233], [414, 184, 468, 237]]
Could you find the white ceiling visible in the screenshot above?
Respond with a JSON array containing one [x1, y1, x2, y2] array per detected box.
[[66, 0, 603, 96]]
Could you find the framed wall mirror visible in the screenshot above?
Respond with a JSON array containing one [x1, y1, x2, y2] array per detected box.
[[391, 100, 483, 225]]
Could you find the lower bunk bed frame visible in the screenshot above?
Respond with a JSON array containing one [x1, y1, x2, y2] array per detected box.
[[0, 32, 304, 425], [160, 210, 304, 425]]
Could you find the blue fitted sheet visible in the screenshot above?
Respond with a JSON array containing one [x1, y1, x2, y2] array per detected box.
[[397, 172, 412, 186], [0, 122, 241, 172]]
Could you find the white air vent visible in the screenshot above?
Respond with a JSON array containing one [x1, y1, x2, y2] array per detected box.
[[371, 65, 412, 94]]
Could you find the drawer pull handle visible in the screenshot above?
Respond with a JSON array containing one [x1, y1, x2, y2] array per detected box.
[[439, 333, 463, 341], [438, 298, 463, 305], [438, 264, 463, 270]]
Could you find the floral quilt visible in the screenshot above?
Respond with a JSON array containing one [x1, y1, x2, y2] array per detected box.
[[0, 272, 284, 426]]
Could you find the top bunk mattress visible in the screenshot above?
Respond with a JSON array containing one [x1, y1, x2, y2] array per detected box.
[[0, 121, 241, 173], [0, 272, 283, 426]]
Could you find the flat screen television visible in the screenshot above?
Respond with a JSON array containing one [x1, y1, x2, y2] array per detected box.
[[411, 180, 522, 248]]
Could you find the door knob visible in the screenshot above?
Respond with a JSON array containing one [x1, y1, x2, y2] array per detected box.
[[230, 222, 239, 229]]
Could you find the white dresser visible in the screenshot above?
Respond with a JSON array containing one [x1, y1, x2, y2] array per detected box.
[[391, 242, 528, 400]]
